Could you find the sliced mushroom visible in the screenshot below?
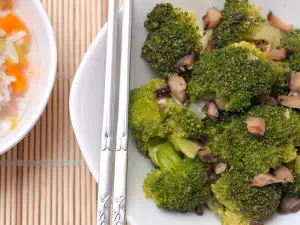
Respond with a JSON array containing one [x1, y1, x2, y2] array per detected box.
[[278, 95, 300, 109], [168, 75, 187, 103], [154, 87, 171, 99], [247, 117, 266, 138], [289, 91, 300, 97], [197, 150, 218, 163], [288, 71, 300, 92], [214, 98, 226, 110], [280, 197, 300, 214], [0, 0, 14, 10], [214, 162, 228, 175], [266, 47, 295, 61], [251, 167, 294, 187], [203, 7, 222, 30], [174, 53, 195, 73], [250, 173, 278, 187], [268, 11, 293, 33], [274, 166, 294, 183], [259, 94, 278, 105], [195, 207, 204, 216], [204, 102, 219, 121]]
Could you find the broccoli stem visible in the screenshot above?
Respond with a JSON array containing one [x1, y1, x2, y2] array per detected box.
[[167, 135, 199, 158], [149, 142, 183, 169]]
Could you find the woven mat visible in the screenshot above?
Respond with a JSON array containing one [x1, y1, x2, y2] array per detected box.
[[0, 0, 110, 224]]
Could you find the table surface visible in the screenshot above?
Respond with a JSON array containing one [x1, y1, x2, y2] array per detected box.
[[0, 1, 110, 224]]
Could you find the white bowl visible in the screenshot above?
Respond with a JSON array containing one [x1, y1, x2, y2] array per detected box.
[[70, 0, 300, 224], [0, 0, 57, 154]]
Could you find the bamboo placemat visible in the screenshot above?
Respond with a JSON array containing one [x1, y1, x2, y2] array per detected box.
[[0, 0, 110, 224]]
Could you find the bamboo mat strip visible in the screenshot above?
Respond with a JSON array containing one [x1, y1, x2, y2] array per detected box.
[[0, 0, 109, 224]]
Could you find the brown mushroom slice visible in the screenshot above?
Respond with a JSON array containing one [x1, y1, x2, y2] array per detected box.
[[280, 197, 300, 214], [168, 75, 187, 103], [288, 71, 300, 92], [197, 150, 218, 163], [214, 98, 226, 110], [259, 94, 278, 105], [204, 102, 219, 121], [154, 87, 171, 99], [203, 7, 222, 30], [266, 47, 295, 61], [247, 117, 266, 138], [214, 162, 228, 175], [0, 0, 14, 10], [278, 95, 300, 109], [195, 207, 204, 216], [273, 166, 294, 183], [175, 54, 195, 73], [268, 11, 293, 33], [250, 173, 278, 187]]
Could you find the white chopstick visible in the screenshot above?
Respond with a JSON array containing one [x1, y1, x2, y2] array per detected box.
[[96, 0, 119, 223], [112, 0, 133, 223]]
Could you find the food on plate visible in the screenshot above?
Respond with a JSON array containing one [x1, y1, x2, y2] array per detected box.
[[129, 1, 300, 224], [0, 0, 34, 135]]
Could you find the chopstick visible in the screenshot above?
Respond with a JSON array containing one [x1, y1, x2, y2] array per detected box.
[[96, 0, 119, 223], [112, 0, 132, 223]]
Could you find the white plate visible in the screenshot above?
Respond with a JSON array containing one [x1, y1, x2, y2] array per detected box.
[[70, 0, 300, 224], [0, 0, 57, 154]]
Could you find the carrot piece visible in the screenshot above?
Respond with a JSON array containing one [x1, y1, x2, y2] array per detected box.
[[0, 13, 30, 43], [5, 61, 28, 93]]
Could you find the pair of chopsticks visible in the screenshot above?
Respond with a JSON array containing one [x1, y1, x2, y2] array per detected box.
[[96, 0, 132, 224]]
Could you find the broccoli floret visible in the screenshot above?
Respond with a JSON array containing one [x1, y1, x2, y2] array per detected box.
[[142, 3, 202, 78], [284, 175, 300, 198], [187, 42, 289, 112], [164, 101, 206, 139], [280, 29, 300, 71], [144, 142, 210, 211], [212, 172, 282, 221], [213, 0, 265, 48], [247, 105, 300, 147], [129, 79, 168, 143], [211, 105, 299, 177], [207, 198, 252, 225]]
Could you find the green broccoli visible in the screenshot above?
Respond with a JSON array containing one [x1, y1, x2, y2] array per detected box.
[[164, 101, 206, 140], [280, 29, 300, 71], [284, 175, 300, 198], [213, 0, 265, 48], [142, 3, 202, 78], [211, 105, 299, 177], [143, 142, 210, 211], [212, 172, 282, 221], [129, 78, 168, 144], [187, 42, 289, 112]]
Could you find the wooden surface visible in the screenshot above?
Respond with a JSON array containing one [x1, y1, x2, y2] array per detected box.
[[0, 0, 109, 224]]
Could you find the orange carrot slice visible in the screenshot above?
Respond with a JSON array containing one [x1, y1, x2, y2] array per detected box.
[[0, 13, 30, 43], [5, 61, 28, 93]]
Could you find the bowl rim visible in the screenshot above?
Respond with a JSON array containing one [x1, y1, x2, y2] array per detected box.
[[0, 0, 57, 154]]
